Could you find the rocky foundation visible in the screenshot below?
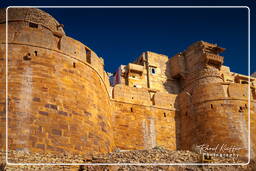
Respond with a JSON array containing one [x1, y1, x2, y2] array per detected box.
[[1, 148, 256, 171]]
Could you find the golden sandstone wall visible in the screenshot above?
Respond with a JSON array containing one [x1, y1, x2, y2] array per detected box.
[[174, 42, 256, 160], [178, 83, 255, 157], [0, 37, 6, 152], [112, 84, 177, 150], [0, 7, 256, 164], [113, 39, 256, 160], [146, 51, 179, 94], [0, 8, 114, 156]]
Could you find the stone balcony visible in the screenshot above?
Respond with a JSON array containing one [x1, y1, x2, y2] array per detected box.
[[127, 63, 144, 74], [203, 52, 224, 67]]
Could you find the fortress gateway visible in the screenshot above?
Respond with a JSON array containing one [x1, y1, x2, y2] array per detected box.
[[0, 8, 255, 161]]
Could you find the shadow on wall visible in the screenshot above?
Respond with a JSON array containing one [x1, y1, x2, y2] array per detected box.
[[161, 58, 182, 149], [163, 59, 180, 94], [174, 94, 181, 150]]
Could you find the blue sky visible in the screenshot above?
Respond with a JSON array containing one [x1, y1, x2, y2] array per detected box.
[[1, 0, 255, 76], [43, 7, 250, 75]]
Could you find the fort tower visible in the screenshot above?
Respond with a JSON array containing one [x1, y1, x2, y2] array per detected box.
[[0, 8, 255, 162]]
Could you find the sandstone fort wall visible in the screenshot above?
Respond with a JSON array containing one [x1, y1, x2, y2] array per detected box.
[[0, 8, 255, 163], [0, 8, 114, 155]]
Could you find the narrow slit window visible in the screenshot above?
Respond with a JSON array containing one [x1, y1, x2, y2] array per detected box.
[[151, 68, 156, 74], [86, 48, 91, 64]]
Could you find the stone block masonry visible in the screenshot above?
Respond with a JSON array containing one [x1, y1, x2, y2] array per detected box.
[[0, 8, 115, 157], [0, 8, 255, 164]]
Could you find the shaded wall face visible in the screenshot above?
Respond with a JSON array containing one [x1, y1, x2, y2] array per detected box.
[[0, 23, 115, 157], [0, 44, 6, 150], [178, 82, 255, 160]]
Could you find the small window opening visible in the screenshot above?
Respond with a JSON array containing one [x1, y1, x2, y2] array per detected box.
[[131, 108, 133, 112], [164, 113, 166, 117], [151, 68, 156, 74], [239, 106, 243, 112], [57, 39, 61, 50], [241, 81, 248, 84], [29, 22, 38, 28], [245, 104, 247, 108], [210, 104, 213, 109], [86, 48, 91, 64], [133, 85, 136, 88], [73, 62, 76, 68], [34, 51, 37, 56], [131, 97, 134, 99], [23, 53, 31, 60]]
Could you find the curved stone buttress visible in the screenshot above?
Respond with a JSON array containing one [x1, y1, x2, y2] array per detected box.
[[0, 8, 115, 156], [174, 41, 255, 161]]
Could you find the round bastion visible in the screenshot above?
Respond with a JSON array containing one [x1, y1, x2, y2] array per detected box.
[[0, 8, 115, 156]]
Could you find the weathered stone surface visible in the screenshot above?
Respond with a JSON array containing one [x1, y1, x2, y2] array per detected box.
[[112, 101, 176, 150], [112, 40, 256, 161], [81, 147, 255, 171], [2, 148, 256, 170], [0, 8, 115, 157], [0, 8, 255, 166]]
